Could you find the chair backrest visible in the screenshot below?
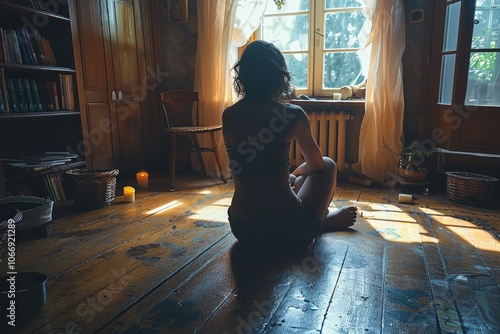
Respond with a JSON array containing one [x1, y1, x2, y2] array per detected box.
[[160, 90, 199, 128]]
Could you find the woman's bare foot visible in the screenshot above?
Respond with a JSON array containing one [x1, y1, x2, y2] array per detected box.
[[321, 206, 357, 231]]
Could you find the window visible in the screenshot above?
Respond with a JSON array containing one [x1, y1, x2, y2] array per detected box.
[[259, 0, 367, 97], [465, 0, 500, 106], [426, 0, 500, 154]]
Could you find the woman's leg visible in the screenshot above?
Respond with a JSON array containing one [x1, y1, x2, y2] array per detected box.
[[292, 157, 357, 230]]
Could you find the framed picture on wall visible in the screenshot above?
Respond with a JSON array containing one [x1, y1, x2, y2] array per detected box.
[[168, 0, 188, 24]]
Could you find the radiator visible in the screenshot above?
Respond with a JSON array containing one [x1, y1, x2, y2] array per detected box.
[[290, 110, 352, 171]]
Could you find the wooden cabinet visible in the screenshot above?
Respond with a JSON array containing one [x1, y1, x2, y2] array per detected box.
[[71, 0, 156, 170], [0, 1, 85, 199]]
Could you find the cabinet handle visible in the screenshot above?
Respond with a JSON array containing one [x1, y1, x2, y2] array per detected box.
[[112, 91, 116, 101], [118, 91, 123, 101]]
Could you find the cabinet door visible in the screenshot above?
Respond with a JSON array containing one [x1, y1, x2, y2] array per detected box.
[[72, 0, 120, 169], [73, 0, 153, 170], [108, 0, 150, 170]]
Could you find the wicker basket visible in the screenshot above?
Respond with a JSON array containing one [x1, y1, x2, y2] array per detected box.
[[64, 169, 119, 208], [0, 204, 23, 262], [446, 171, 498, 206], [0, 196, 54, 230]]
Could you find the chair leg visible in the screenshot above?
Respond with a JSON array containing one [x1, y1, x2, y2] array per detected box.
[[210, 131, 227, 184], [169, 134, 176, 191], [192, 134, 207, 176]]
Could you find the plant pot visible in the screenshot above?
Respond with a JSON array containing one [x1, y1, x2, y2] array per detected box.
[[397, 168, 429, 182], [0, 272, 47, 323]]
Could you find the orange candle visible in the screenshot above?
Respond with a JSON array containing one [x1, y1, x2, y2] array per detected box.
[[136, 171, 149, 189], [123, 186, 135, 203]]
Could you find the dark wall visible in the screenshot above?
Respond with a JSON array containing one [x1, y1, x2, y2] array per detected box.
[[157, 0, 198, 92], [402, 0, 428, 146]]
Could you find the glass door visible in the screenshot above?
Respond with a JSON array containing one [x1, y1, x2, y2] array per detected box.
[[426, 0, 500, 154]]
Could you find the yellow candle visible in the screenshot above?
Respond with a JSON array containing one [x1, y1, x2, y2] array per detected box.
[[136, 171, 149, 189], [123, 186, 135, 203], [333, 92, 342, 100]]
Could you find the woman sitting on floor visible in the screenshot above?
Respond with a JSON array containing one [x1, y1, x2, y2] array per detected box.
[[223, 40, 357, 251]]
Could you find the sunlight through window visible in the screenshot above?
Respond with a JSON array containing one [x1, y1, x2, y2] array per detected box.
[[190, 204, 230, 223], [431, 215, 500, 252], [418, 207, 447, 216], [146, 200, 182, 215]]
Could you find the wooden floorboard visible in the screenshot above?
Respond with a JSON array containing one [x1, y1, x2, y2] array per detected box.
[[1, 172, 499, 333]]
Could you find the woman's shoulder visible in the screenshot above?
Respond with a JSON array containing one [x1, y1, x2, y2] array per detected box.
[[280, 101, 306, 112], [277, 102, 309, 120], [222, 103, 240, 121], [223, 100, 306, 117]]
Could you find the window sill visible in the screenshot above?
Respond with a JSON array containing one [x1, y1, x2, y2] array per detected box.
[[290, 98, 365, 108]]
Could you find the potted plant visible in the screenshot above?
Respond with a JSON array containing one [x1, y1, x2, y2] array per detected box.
[[397, 141, 431, 182]]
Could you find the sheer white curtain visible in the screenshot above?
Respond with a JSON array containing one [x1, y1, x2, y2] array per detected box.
[[193, 0, 268, 178], [230, 0, 269, 83], [353, 0, 406, 184], [193, 0, 237, 178]]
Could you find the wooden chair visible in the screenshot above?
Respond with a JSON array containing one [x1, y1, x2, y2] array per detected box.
[[160, 90, 227, 191]]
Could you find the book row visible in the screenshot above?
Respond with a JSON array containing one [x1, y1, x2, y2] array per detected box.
[[4, 172, 66, 202], [0, 69, 75, 113], [0, 0, 61, 13], [0, 25, 57, 66]]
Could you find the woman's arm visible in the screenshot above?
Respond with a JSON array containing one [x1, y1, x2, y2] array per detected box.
[[290, 108, 324, 176]]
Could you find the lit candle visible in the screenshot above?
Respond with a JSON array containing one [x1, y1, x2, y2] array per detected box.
[[123, 186, 135, 203], [136, 171, 149, 189]]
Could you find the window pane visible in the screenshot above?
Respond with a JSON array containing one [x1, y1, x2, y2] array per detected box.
[[262, 15, 309, 51], [471, 5, 499, 49], [443, 2, 461, 52], [265, 0, 309, 14], [466, 51, 500, 106], [439, 54, 456, 104], [285, 53, 309, 89], [324, 11, 365, 49], [323, 52, 364, 88], [476, 0, 500, 6], [325, 0, 361, 9]]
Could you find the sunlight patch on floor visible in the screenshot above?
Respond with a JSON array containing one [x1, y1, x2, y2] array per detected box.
[[189, 204, 230, 223], [418, 232, 440, 244], [418, 207, 447, 216], [212, 197, 232, 206], [431, 215, 500, 252], [146, 200, 182, 215], [343, 201, 405, 213], [364, 217, 421, 243]]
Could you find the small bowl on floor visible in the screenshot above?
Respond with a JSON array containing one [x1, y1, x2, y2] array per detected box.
[[0, 272, 47, 322]]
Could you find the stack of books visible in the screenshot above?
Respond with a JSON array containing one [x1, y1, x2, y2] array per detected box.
[[2, 152, 80, 202], [3, 151, 80, 173]]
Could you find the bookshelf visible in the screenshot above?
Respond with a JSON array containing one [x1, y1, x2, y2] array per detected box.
[[0, 0, 84, 202]]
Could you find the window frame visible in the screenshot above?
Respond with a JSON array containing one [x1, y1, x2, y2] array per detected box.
[[257, 0, 366, 97]]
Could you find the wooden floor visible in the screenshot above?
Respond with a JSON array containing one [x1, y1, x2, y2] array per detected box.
[[2, 172, 500, 333]]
